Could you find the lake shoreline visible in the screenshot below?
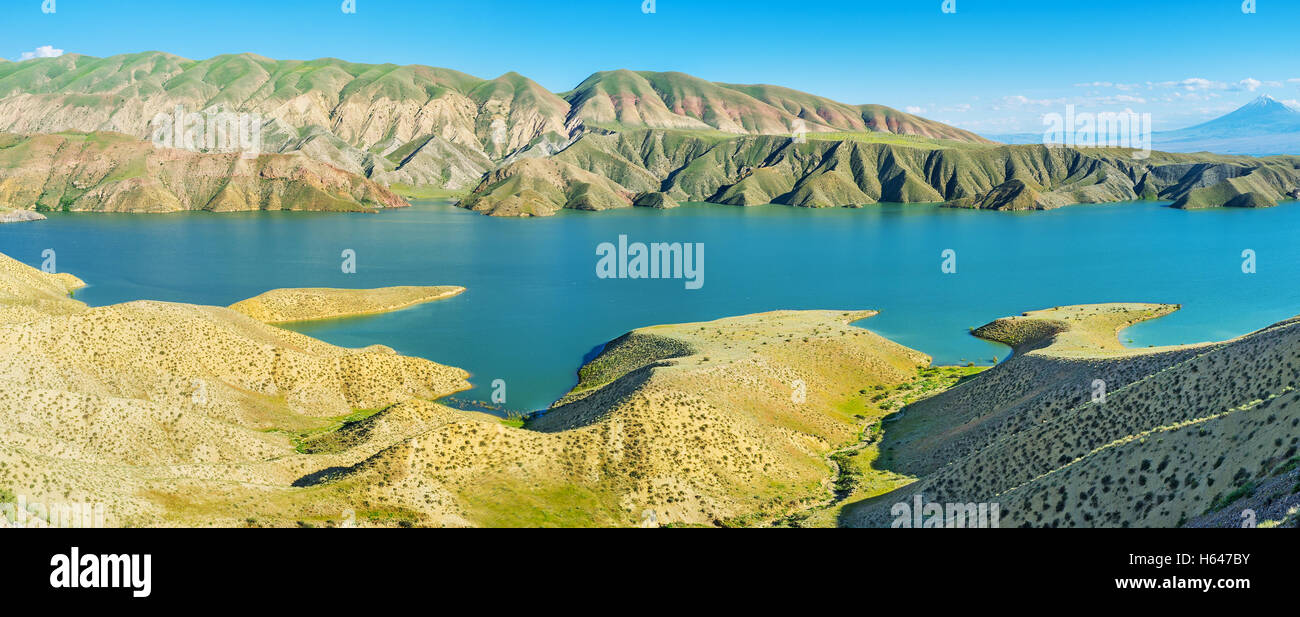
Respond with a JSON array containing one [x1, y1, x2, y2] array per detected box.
[[5, 199, 1298, 410]]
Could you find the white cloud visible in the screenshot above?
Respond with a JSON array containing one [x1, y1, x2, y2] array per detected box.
[[1096, 94, 1147, 105], [1073, 81, 1141, 91], [1079, 77, 1292, 98], [1157, 77, 1225, 91], [998, 95, 1068, 108], [903, 103, 970, 118], [1232, 78, 1281, 92], [944, 116, 1022, 131], [18, 45, 64, 61], [994, 93, 1146, 111], [1144, 77, 1283, 93], [1163, 91, 1221, 102]]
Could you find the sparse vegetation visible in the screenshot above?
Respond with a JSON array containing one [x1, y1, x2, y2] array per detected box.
[[844, 303, 1300, 528]]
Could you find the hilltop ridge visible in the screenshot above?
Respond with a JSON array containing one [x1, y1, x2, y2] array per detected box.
[[0, 52, 988, 195], [460, 130, 1300, 215], [0, 131, 407, 214]]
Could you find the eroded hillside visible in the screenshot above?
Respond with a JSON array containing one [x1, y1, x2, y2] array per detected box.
[[842, 304, 1300, 528], [0, 251, 967, 527], [0, 53, 988, 194], [0, 131, 407, 214], [460, 130, 1300, 216]]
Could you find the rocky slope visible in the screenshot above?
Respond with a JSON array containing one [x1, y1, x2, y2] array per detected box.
[[461, 130, 1300, 215], [0, 52, 568, 192], [0, 52, 990, 193], [565, 70, 991, 142], [841, 304, 1300, 528], [8, 52, 1298, 212], [0, 131, 407, 213]]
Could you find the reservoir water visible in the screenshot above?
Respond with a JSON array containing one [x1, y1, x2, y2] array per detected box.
[[3, 200, 1297, 411]]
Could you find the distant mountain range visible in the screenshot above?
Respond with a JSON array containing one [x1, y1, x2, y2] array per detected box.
[[2, 52, 1298, 219], [1154, 95, 1300, 155], [460, 129, 1300, 216], [987, 95, 1300, 156], [0, 52, 988, 194]]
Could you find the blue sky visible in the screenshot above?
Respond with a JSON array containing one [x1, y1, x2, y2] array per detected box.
[[7, 0, 1300, 133]]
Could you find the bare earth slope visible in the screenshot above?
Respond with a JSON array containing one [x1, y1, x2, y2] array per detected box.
[[8, 250, 1290, 528], [0, 131, 407, 214], [0, 53, 988, 193], [0, 251, 471, 527], [1, 252, 960, 527], [842, 303, 1300, 528], [308, 310, 937, 526], [230, 286, 464, 323], [565, 70, 992, 142], [460, 131, 1300, 216]]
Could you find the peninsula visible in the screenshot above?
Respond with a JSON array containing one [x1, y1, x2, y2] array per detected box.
[[230, 286, 465, 323]]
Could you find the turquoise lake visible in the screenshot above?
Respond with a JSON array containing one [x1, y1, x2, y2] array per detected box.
[[2, 200, 1298, 412]]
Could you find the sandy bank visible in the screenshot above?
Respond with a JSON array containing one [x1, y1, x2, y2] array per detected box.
[[229, 286, 465, 323], [0, 210, 46, 224], [971, 302, 1187, 357]]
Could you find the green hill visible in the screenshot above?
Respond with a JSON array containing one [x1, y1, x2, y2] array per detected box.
[[460, 129, 1300, 215], [0, 53, 990, 196], [0, 131, 406, 214], [564, 70, 991, 143]]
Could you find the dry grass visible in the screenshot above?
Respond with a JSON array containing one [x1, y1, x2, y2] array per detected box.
[[229, 286, 465, 324], [1, 252, 965, 527], [843, 304, 1300, 528]]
